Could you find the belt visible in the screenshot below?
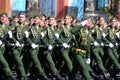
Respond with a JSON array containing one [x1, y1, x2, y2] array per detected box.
[[75, 48, 86, 53]]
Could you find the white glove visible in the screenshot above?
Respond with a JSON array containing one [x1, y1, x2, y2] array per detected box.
[[8, 31, 12, 38], [24, 31, 29, 38], [94, 41, 99, 46], [115, 42, 118, 46], [40, 32, 45, 38], [31, 43, 38, 49], [100, 42, 104, 46], [21, 44, 24, 47], [109, 43, 114, 48], [62, 43, 70, 48], [55, 33, 59, 39], [81, 20, 88, 26], [86, 58, 91, 64], [0, 40, 2, 45], [11, 43, 15, 46], [116, 32, 120, 38], [15, 41, 20, 47], [48, 45, 53, 50], [102, 33, 106, 38]]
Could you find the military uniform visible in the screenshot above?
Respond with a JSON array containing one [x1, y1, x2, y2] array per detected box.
[[25, 25, 48, 79], [10, 23, 27, 79], [90, 25, 107, 74], [41, 25, 62, 79], [105, 26, 120, 71], [0, 24, 13, 79], [57, 25, 74, 73], [70, 25, 92, 80]]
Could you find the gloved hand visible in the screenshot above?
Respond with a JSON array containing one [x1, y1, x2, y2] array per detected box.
[[100, 42, 104, 46], [40, 32, 45, 38], [109, 43, 114, 48], [102, 32, 106, 38], [24, 31, 29, 38], [21, 44, 24, 47], [0, 40, 2, 46], [55, 33, 59, 39], [31, 43, 38, 49], [8, 31, 12, 38], [116, 32, 120, 38], [62, 43, 70, 48], [115, 42, 118, 46], [86, 58, 91, 64], [48, 45, 53, 50], [15, 41, 20, 47], [94, 41, 99, 46]]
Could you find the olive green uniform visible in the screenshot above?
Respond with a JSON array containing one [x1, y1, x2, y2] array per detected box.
[[25, 25, 46, 77], [70, 26, 92, 80], [41, 26, 60, 78], [10, 23, 27, 78], [0, 24, 13, 78]]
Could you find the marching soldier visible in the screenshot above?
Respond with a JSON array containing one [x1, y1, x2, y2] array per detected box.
[[41, 15, 62, 79], [57, 15, 73, 74], [105, 18, 120, 78], [9, 13, 28, 80], [70, 18, 96, 80], [0, 13, 15, 80], [24, 15, 49, 80], [90, 17, 111, 79]]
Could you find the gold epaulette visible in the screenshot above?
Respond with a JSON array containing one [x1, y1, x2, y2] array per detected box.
[[75, 48, 86, 53]]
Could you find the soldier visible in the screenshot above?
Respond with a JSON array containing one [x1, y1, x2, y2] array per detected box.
[[90, 16, 111, 79], [70, 18, 97, 80], [56, 15, 86, 79], [105, 18, 120, 79], [41, 15, 62, 79], [24, 15, 49, 80], [0, 13, 15, 80], [57, 15, 73, 75], [9, 13, 28, 80]]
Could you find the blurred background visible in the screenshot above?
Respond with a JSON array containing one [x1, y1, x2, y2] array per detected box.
[[0, 0, 119, 20]]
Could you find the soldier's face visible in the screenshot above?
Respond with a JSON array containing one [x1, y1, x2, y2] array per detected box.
[[13, 18, 19, 23], [99, 18, 105, 26], [64, 16, 72, 25], [0, 15, 9, 24], [111, 20, 116, 27], [49, 17, 55, 26], [34, 17, 40, 25], [40, 20, 44, 27], [30, 18, 34, 24], [19, 15, 26, 23], [45, 20, 49, 25], [41, 15, 46, 21]]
